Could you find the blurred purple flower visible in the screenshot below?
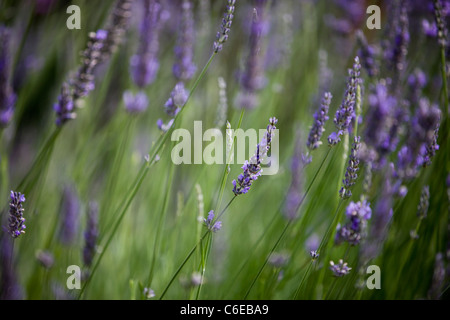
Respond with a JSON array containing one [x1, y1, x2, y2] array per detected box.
[[130, 0, 162, 88], [0, 26, 16, 128], [59, 186, 80, 245], [339, 136, 361, 199], [329, 259, 351, 277], [83, 202, 99, 267], [335, 199, 372, 246], [123, 90, 149, 114], [54, 83, 76, 126], [173, 0, 196, 82]]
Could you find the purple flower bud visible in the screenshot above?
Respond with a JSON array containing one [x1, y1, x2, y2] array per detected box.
[[204, 210, 222, 232], [6, 191, 26, 239], [54, 83, 76, 126], [329, 259, 351, 277], [123, 90, 149, 114], [164, 82, 188, 117], [336, 200, 372, 246]]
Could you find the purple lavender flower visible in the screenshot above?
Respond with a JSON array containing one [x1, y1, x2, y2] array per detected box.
[[164, 82, 189, 117], [100, 0, 133, 62], [336, 199, 372, 246], [54, 83, 76, 126], [385, 5, 409, 76], [173, 0, 196, 82], [423, 121, 439, 167], [417, 185, 430, 220], [157, 118, 174, 132], [204, 210, 222, 232], [83, 202, 99, 267], [232, 117, 278, 195], [130, 0, 161, 88], [214, 0, 236, 53], [328, 56, 361, 145], [59, 186, 80, 245], [236, 3, 269, 109], [123, 90, 149, 114], [397, 99, 441, 179], [339, 136, 361, 199], [356, 30, 379, 78], [364, 82, 398, 167], [407, 69, 427, 106], [433, 0, 448, 48], [329, 259, 351, 277], [0, 26, 16, 128], [307, 92, 332, 151], [0, 236, 23, 299], [7, 191, 26, 239], [71, 29, 108, 101]]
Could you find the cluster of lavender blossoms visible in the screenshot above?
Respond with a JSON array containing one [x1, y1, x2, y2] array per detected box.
[[130, 0, 161, 88], [123, 91, 149, 114], [7, 191, 26, 239], [356, 30, 379, 78], [328, 56, 361, 146], [329, 259, 351, 277], [204, 210, 222, 233], [0, 27, 16, 128], [396, 99, 441, 180], [336, 200, 372, 246], [232, 117, 278, 195], [213, 0, 236, 53], [55, 0, 133, 126], [58, 186, 80, 245], [307, 92, 332, 151], [340, 136, 361, 199]]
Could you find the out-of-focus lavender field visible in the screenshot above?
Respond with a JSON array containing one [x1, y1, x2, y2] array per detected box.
[[0, 0, 449, 300]]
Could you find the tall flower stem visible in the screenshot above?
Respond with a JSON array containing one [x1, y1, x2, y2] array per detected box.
[[146, 162, 175, 292], [243, 148, 332, 299], [159, 196, 237, 299], [79, 52, 218, 299]]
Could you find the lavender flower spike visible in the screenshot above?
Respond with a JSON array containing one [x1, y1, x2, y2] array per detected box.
[[7, 191, 26, 239], [307, 92, 332, 151], [83, 202, 99, 267], [59, 186, 80, 245], [173, 0, 196, 82], [328, 56, 361, 145], [204, 210, 222, 232], [433, 0, 448, 48], [130, 0, 161, 88], [335, 199, 372, 246], [339, 136, 361, 199], [71, 30, 108, 101], [213, 0, 236, 53], [0, 26, 16, 128], [232, 117, 278, 195], [54, 82, 76, 126]]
